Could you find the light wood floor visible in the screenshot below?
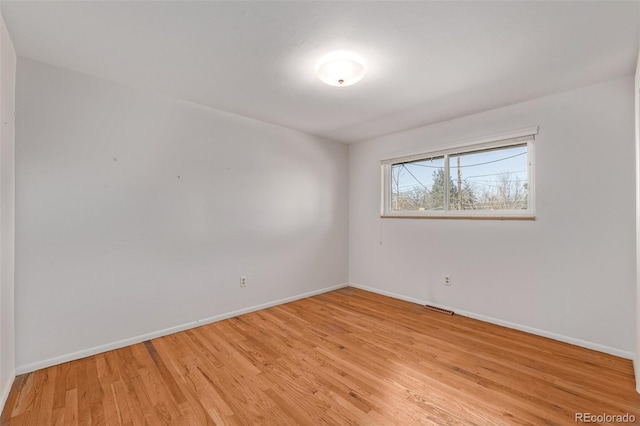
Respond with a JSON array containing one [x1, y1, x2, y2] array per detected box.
[[2, 287, 639, 425]]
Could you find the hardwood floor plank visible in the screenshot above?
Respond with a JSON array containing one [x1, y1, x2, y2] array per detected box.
[[2, 287, 639, 425], [21, 370, 46, 426], [74, 359, 91, 425], [35, 368, 56, 426], [63, 389, 78, 426], [142, 341, 186, 406], [1, 373, 27, 423], [115, 346, 165, 426], [51, 364, 68, 411]]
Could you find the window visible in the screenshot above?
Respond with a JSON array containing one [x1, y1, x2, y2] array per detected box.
[[381, 128, 536, 219]]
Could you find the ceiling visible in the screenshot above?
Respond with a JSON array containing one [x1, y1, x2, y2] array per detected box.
[[1, 1, 638, 143]]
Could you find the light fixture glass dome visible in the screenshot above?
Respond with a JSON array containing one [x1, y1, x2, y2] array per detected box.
[[316, 51, 365, 87]]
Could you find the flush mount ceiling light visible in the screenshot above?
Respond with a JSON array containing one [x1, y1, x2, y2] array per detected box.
[[316, 51, 366, 87]]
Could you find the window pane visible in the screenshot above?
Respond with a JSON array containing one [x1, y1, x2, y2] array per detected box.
[[391, 156, 446, 211], [449, 144, 528, 211]]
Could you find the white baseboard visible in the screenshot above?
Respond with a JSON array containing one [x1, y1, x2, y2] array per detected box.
[[349, 282, 635, 360], [16, 283, 349, 375], [0, 371, 15, 414]]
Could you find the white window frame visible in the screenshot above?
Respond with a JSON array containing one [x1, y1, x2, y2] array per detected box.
[[381, 127, 537, 220]]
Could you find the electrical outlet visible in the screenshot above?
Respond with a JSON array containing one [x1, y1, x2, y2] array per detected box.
[[240, 276, 247, 287], [444, 275, 451, 286]]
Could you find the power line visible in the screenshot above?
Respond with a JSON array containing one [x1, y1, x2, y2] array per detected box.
[[398, 151, 526, 169], [465, 170, 527, 179], [396, 184, 428, 191], [467, 180, 528, 185], [401, 164, 432, 194], [473, 181, 526, 188], [397, 162, 443, 169], [394, 173, 527, 190]]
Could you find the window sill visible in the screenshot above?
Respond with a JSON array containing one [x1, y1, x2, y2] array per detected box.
[[380, 214, 536, 221]]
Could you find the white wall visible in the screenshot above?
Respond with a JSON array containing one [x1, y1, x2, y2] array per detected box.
[[0, 13, 16, 411], [15, 58, 349, 373], [350, 76, 636, 358]]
